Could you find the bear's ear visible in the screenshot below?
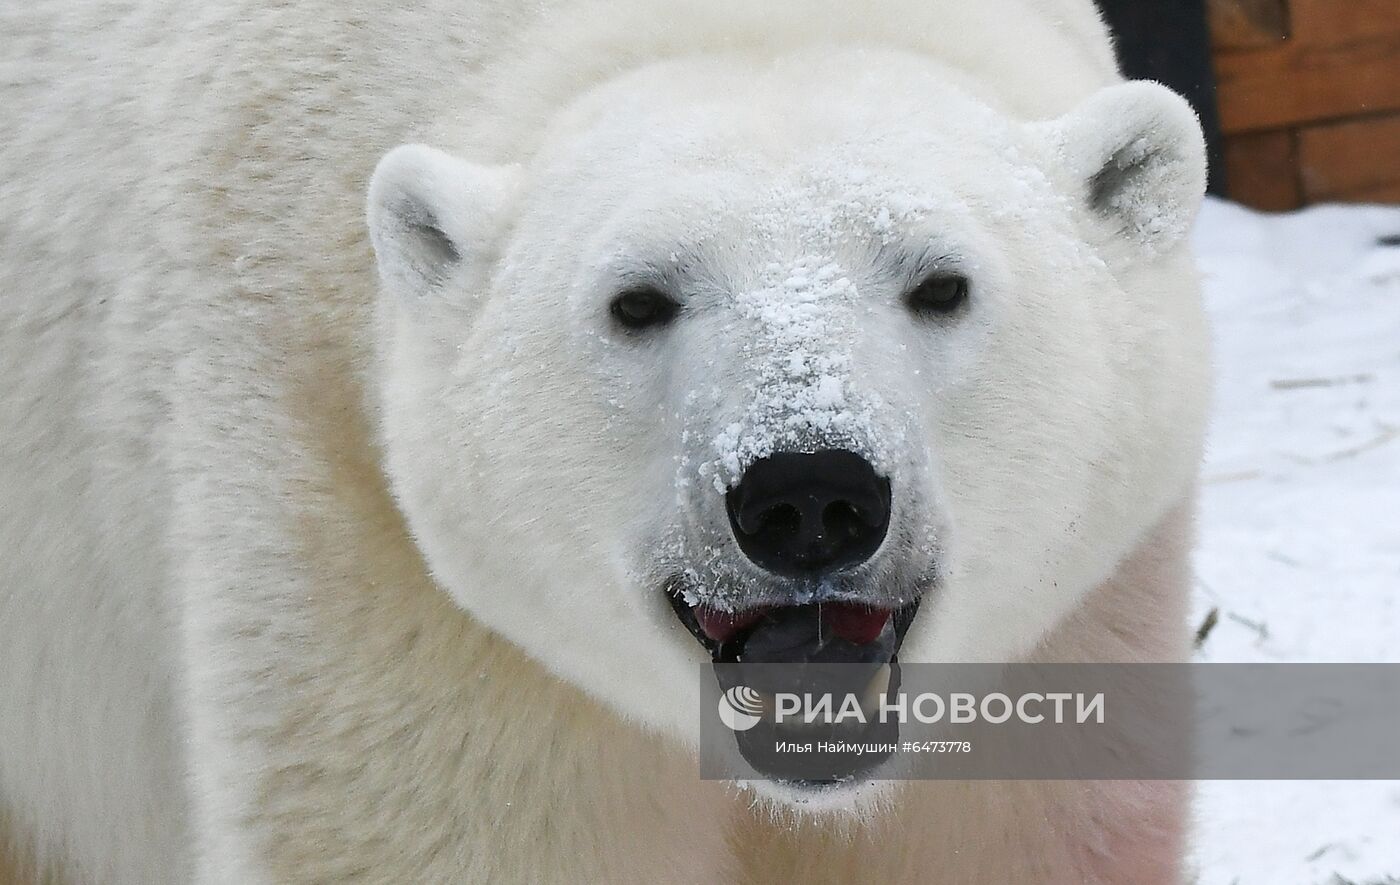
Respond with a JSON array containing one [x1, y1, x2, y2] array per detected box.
[[1047, 81, 1207, 253], [367, 144, 519, 298]]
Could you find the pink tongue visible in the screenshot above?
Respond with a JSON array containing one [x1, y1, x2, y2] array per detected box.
[[693, 606, 771, 643], [823, 603, 893, 645]]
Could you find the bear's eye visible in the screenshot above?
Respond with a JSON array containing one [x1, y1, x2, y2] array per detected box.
[[904, 273, 970, 318], [610, 287, 681, 332]]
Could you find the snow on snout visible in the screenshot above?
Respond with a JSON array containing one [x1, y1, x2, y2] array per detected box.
[[701, 254, 881, 493]]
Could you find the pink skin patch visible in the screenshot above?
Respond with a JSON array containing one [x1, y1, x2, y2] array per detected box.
[[692, 605, 771, 643], [821, 603, 892, 645]]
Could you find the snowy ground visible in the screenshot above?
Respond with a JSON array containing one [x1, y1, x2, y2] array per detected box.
[[1188, 198, 1400, 884]]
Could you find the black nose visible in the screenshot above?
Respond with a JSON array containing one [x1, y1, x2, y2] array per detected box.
[[726, 449, 891, 577]]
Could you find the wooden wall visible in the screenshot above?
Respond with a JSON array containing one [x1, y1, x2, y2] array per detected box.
[[1211, 0, 1400, 209]]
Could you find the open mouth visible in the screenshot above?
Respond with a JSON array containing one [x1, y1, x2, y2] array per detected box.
[[664, 448, 927, 786], [665, 581, 923, 667], [669, 581, 922, 786]]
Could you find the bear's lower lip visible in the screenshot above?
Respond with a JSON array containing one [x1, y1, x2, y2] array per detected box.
[[665, 581, 922, 666]]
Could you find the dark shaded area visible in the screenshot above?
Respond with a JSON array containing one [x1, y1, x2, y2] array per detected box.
[[726, 449, 890, 578], [1097, 0, 1227, 195]]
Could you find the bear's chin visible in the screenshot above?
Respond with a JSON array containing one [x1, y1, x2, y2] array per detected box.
[[737, 771, 902, 818]]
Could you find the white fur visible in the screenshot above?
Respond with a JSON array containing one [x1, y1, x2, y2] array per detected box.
[[0, 1, 1209, 882]]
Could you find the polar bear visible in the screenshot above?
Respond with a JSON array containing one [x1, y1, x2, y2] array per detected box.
[[0, 0, 1209, 882]]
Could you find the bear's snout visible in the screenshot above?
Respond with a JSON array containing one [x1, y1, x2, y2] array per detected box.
[[725, 449, 891, 578]]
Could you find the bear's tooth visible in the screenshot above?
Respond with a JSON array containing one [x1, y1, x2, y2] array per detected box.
[[861, 664, 892, 718]]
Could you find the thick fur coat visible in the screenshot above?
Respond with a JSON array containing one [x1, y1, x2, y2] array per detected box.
[[0, 1, 1209, 882]]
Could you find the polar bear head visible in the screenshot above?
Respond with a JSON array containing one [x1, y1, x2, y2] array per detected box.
[[367, 47, 1208, 808]]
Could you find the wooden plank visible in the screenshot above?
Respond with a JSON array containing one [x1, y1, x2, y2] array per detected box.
[[1214, 34, 1400, 132], [1207, 0, 1288, 50], [1290, 0, 1400, 48], [1223, 129, 1302, 211], [1356, 182, 1400, 204], [1299, 113, 1400, 203]]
